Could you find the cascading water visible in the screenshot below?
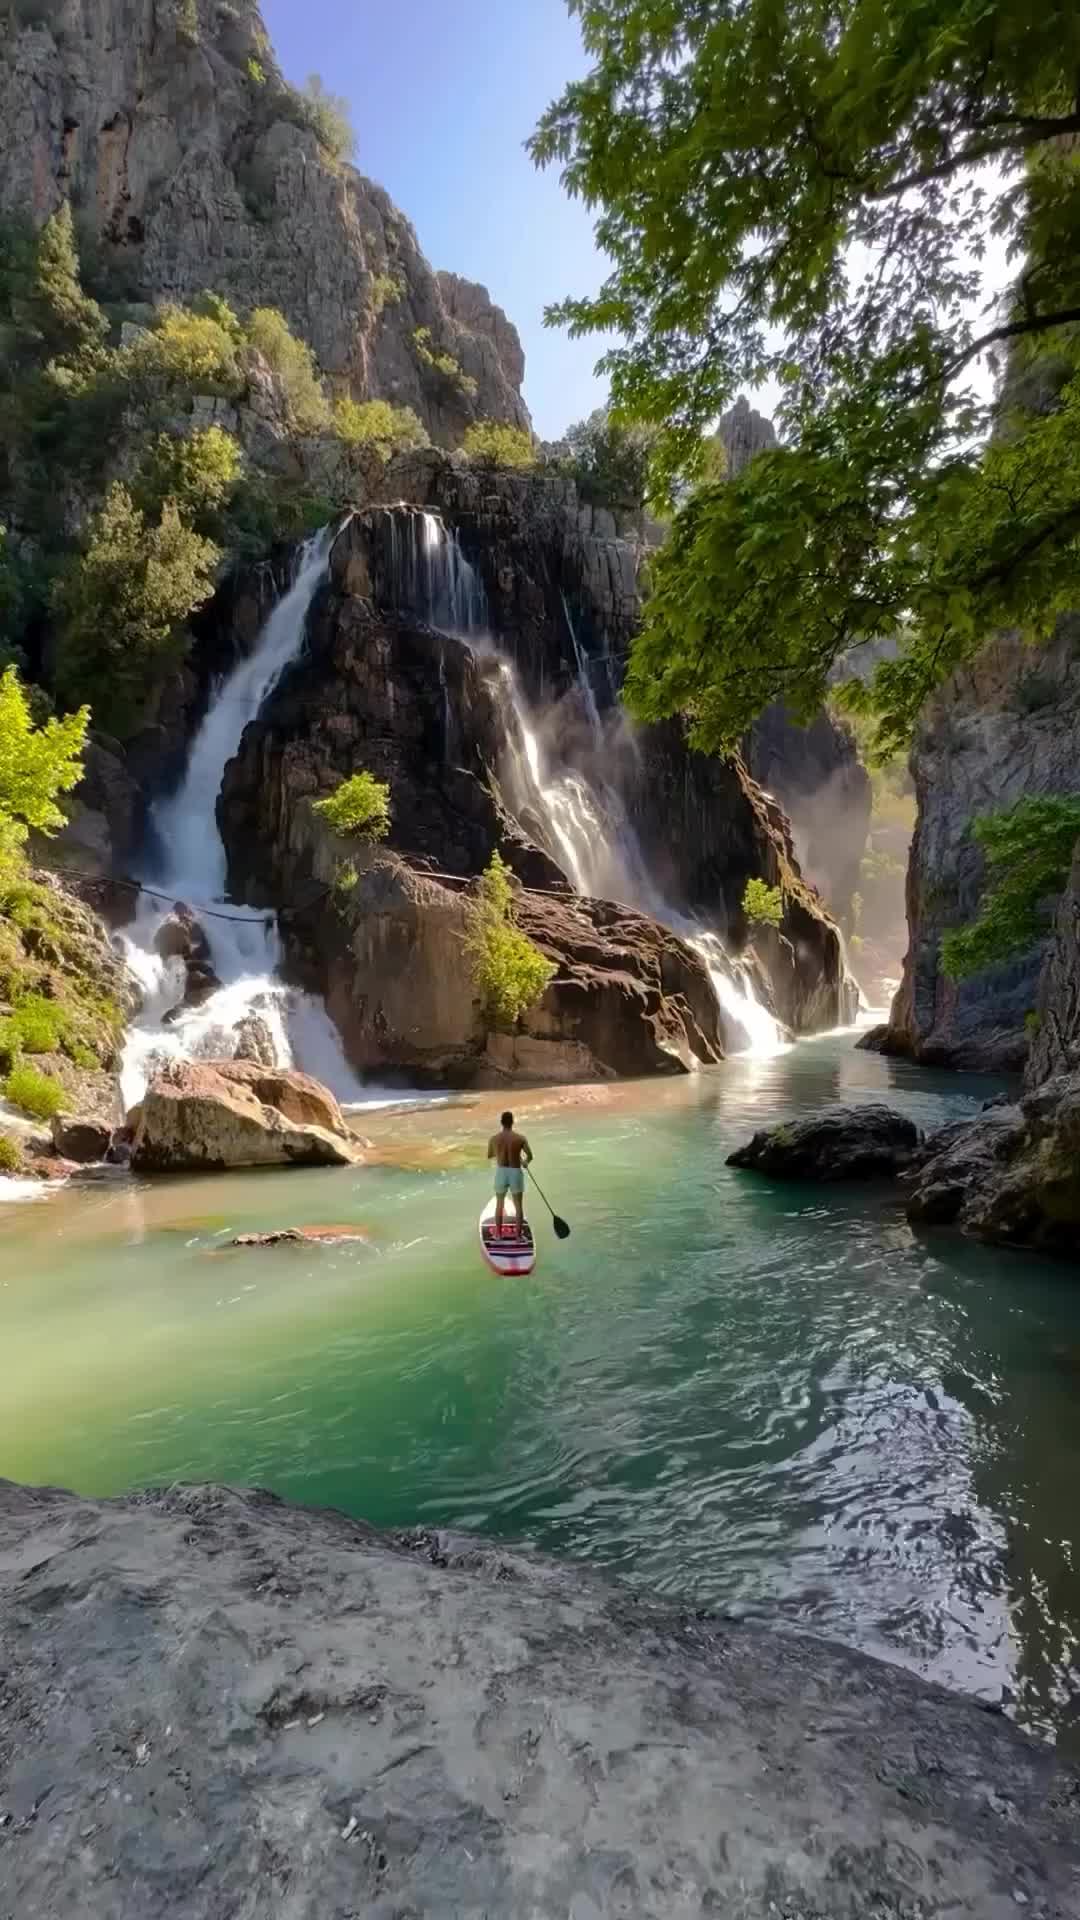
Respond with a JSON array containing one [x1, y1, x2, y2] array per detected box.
[[399, 513, 787, 1056], [119, 527, 371, 1110]]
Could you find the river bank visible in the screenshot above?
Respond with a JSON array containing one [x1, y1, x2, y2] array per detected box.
[[2, 1477, 1079, 1920]]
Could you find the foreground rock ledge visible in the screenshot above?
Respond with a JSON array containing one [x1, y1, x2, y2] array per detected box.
[[2, 1483, 1078, 1919]]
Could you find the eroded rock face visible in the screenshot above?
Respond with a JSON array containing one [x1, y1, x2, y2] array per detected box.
[[0, 0, 528, 446], [727, 1104, 922, 1180], [130, 1060, 363, 1172], [3, 1479, 1079, 1920], [905, 1080, 1080, 1256], [1028, 839, 1080, 1087], [874, 621, 1080, 1071], [49, 1115, 113, 1164]]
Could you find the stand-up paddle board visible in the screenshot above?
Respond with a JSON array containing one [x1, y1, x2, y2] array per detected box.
[[479, 1195, 536, 1276]]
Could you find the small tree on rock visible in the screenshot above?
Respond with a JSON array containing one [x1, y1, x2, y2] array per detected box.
[[742, 877, 783, 929], [313, 771, 392, 843], [466, 852, 556, 1029]]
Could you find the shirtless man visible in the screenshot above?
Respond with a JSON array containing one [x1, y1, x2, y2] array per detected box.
[[486, 1110, 533, 1238]]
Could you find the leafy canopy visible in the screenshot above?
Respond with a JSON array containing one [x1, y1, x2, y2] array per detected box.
[[466, 852, 557, 1029], [742, 877, 783, 929], [247, 306, 329, 431], [941, 796, 1080, 980], [313, 771, 392, 842], [534, 0, 1080, 754], [462, 421, 536, 470], [333, 397, 429, 456], [53, 485, 220, 736], [0, 665, 88, 876], [555, 405, 656, 511]]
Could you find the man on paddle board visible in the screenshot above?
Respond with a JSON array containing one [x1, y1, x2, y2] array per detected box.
[[487, 1111, 533, 1238]]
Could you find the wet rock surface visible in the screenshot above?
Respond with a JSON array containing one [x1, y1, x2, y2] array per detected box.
[[48, 1115, 113, 1165], [1, 1479, 1078, 1920], [728, 1104, 923, 1180], [906, 1079, 1080, 1255]]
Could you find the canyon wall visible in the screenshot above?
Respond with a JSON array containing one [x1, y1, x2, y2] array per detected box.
[[0, 0, 528, 446]]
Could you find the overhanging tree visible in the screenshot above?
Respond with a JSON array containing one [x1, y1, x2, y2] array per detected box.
[[532, 0, 1080, 756]]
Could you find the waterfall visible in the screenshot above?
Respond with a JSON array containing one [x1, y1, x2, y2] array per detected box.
[[118, 528, 371, 1112], [405, 514, 786, 1057]]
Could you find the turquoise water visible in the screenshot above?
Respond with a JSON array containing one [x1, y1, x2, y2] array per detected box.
[[3, 1034, 1080, 1747]]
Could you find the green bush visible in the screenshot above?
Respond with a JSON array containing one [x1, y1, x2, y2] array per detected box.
[[332, 397, 428, 457], [1, 992, 64, 1054], [0, 1133, 22, 1174], [369, 272, 405, 316], [466, 852, 556, 1029], [742, 877, 783, 928], [313, 771, 391, 842], [52, 484, 220, 737], [4, 1061, 68, 1121], [135, 426, 243, 524], [413, 327, 478, 398], [122, 303, 241, 397], [289, 74, 355, 164], [246, 307, 329, 431], [0, 664, 88, 885], [462, 421, 535, 470], [941, 796, 1080, 981]]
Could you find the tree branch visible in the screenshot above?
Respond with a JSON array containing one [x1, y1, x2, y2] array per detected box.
[[869, 114, 1080, 199], [939, 305, 1080, 383]]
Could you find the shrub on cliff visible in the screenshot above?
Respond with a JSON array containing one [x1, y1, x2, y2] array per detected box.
[[0, 664, 88, 885], [742, 878, 783, 929], [3, 1061, 68, 1122], [0, 1133, 21, 1174], [247, 307, 330, 432], [941, 797, 1080, 981], [53, 485, 220, 737], [313, 771, 392, 843], [466, 852, 556, 1029], [555, 407, 655, 512], [333, 398, 429, 457], [462, 422, 536, 470]]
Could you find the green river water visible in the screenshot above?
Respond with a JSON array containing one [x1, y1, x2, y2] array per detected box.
[[3, 1032, 1080, 1748]]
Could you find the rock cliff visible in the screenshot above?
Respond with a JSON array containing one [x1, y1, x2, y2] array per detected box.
[[3, 1479, 1078, 1920], [870, 620, 1080, 1070], [0, 0, 528, 446]]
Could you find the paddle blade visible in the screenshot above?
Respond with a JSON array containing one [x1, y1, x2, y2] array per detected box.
[[553, 1215, 571, 1240]]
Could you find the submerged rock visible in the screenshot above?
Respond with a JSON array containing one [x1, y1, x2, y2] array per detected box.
[[130, 1062, 364, 1174], [727, 1103, 922, 1179], [1, 1479, 1078, 1919], [228, 1226, 371, 1248]]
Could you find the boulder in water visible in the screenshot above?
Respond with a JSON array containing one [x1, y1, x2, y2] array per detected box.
[[154, 904, 223, 1015], [727, 1104, 922, 1180], [227, 1225, 371, 1248], [904, 1078, 1080, 1255], [49, 1115, 113, 1165], [130, 1061, 364, 1173]]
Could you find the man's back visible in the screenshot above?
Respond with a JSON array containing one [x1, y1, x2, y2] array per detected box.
[[491, 1127, 529, 1168]]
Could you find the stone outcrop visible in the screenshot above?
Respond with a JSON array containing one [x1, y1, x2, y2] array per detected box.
[[869, 620, 1080, 1070], [130, 1060, 363, 1172], [0, 0, 528, 447], [3, 1479, 1079, 1920], [154, 902, 222, 1015], [48, 1113, 112, 1164], [728, 1104, 923, 1180], [905, 1082, 1080, 1256], [717, 393, 778, 475]]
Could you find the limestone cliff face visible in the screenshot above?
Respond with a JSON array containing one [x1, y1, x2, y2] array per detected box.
[[0, 0, 528, 445], [878, 620, 1080, 1072], [1028, 839, 1080, 1087]]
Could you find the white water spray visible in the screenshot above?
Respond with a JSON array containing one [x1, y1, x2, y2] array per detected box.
[[118, 528, 372, 1111], [407, 515, 787, 1057]]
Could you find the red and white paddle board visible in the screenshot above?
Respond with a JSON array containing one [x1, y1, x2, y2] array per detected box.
[[479, 1195, 536, 1276]]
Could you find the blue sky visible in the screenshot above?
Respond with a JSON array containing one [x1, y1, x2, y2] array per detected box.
[[260, 0, 608, 438]]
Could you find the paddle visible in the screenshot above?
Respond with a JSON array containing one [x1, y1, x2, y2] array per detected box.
[[528, 1167, 571, 1240]]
